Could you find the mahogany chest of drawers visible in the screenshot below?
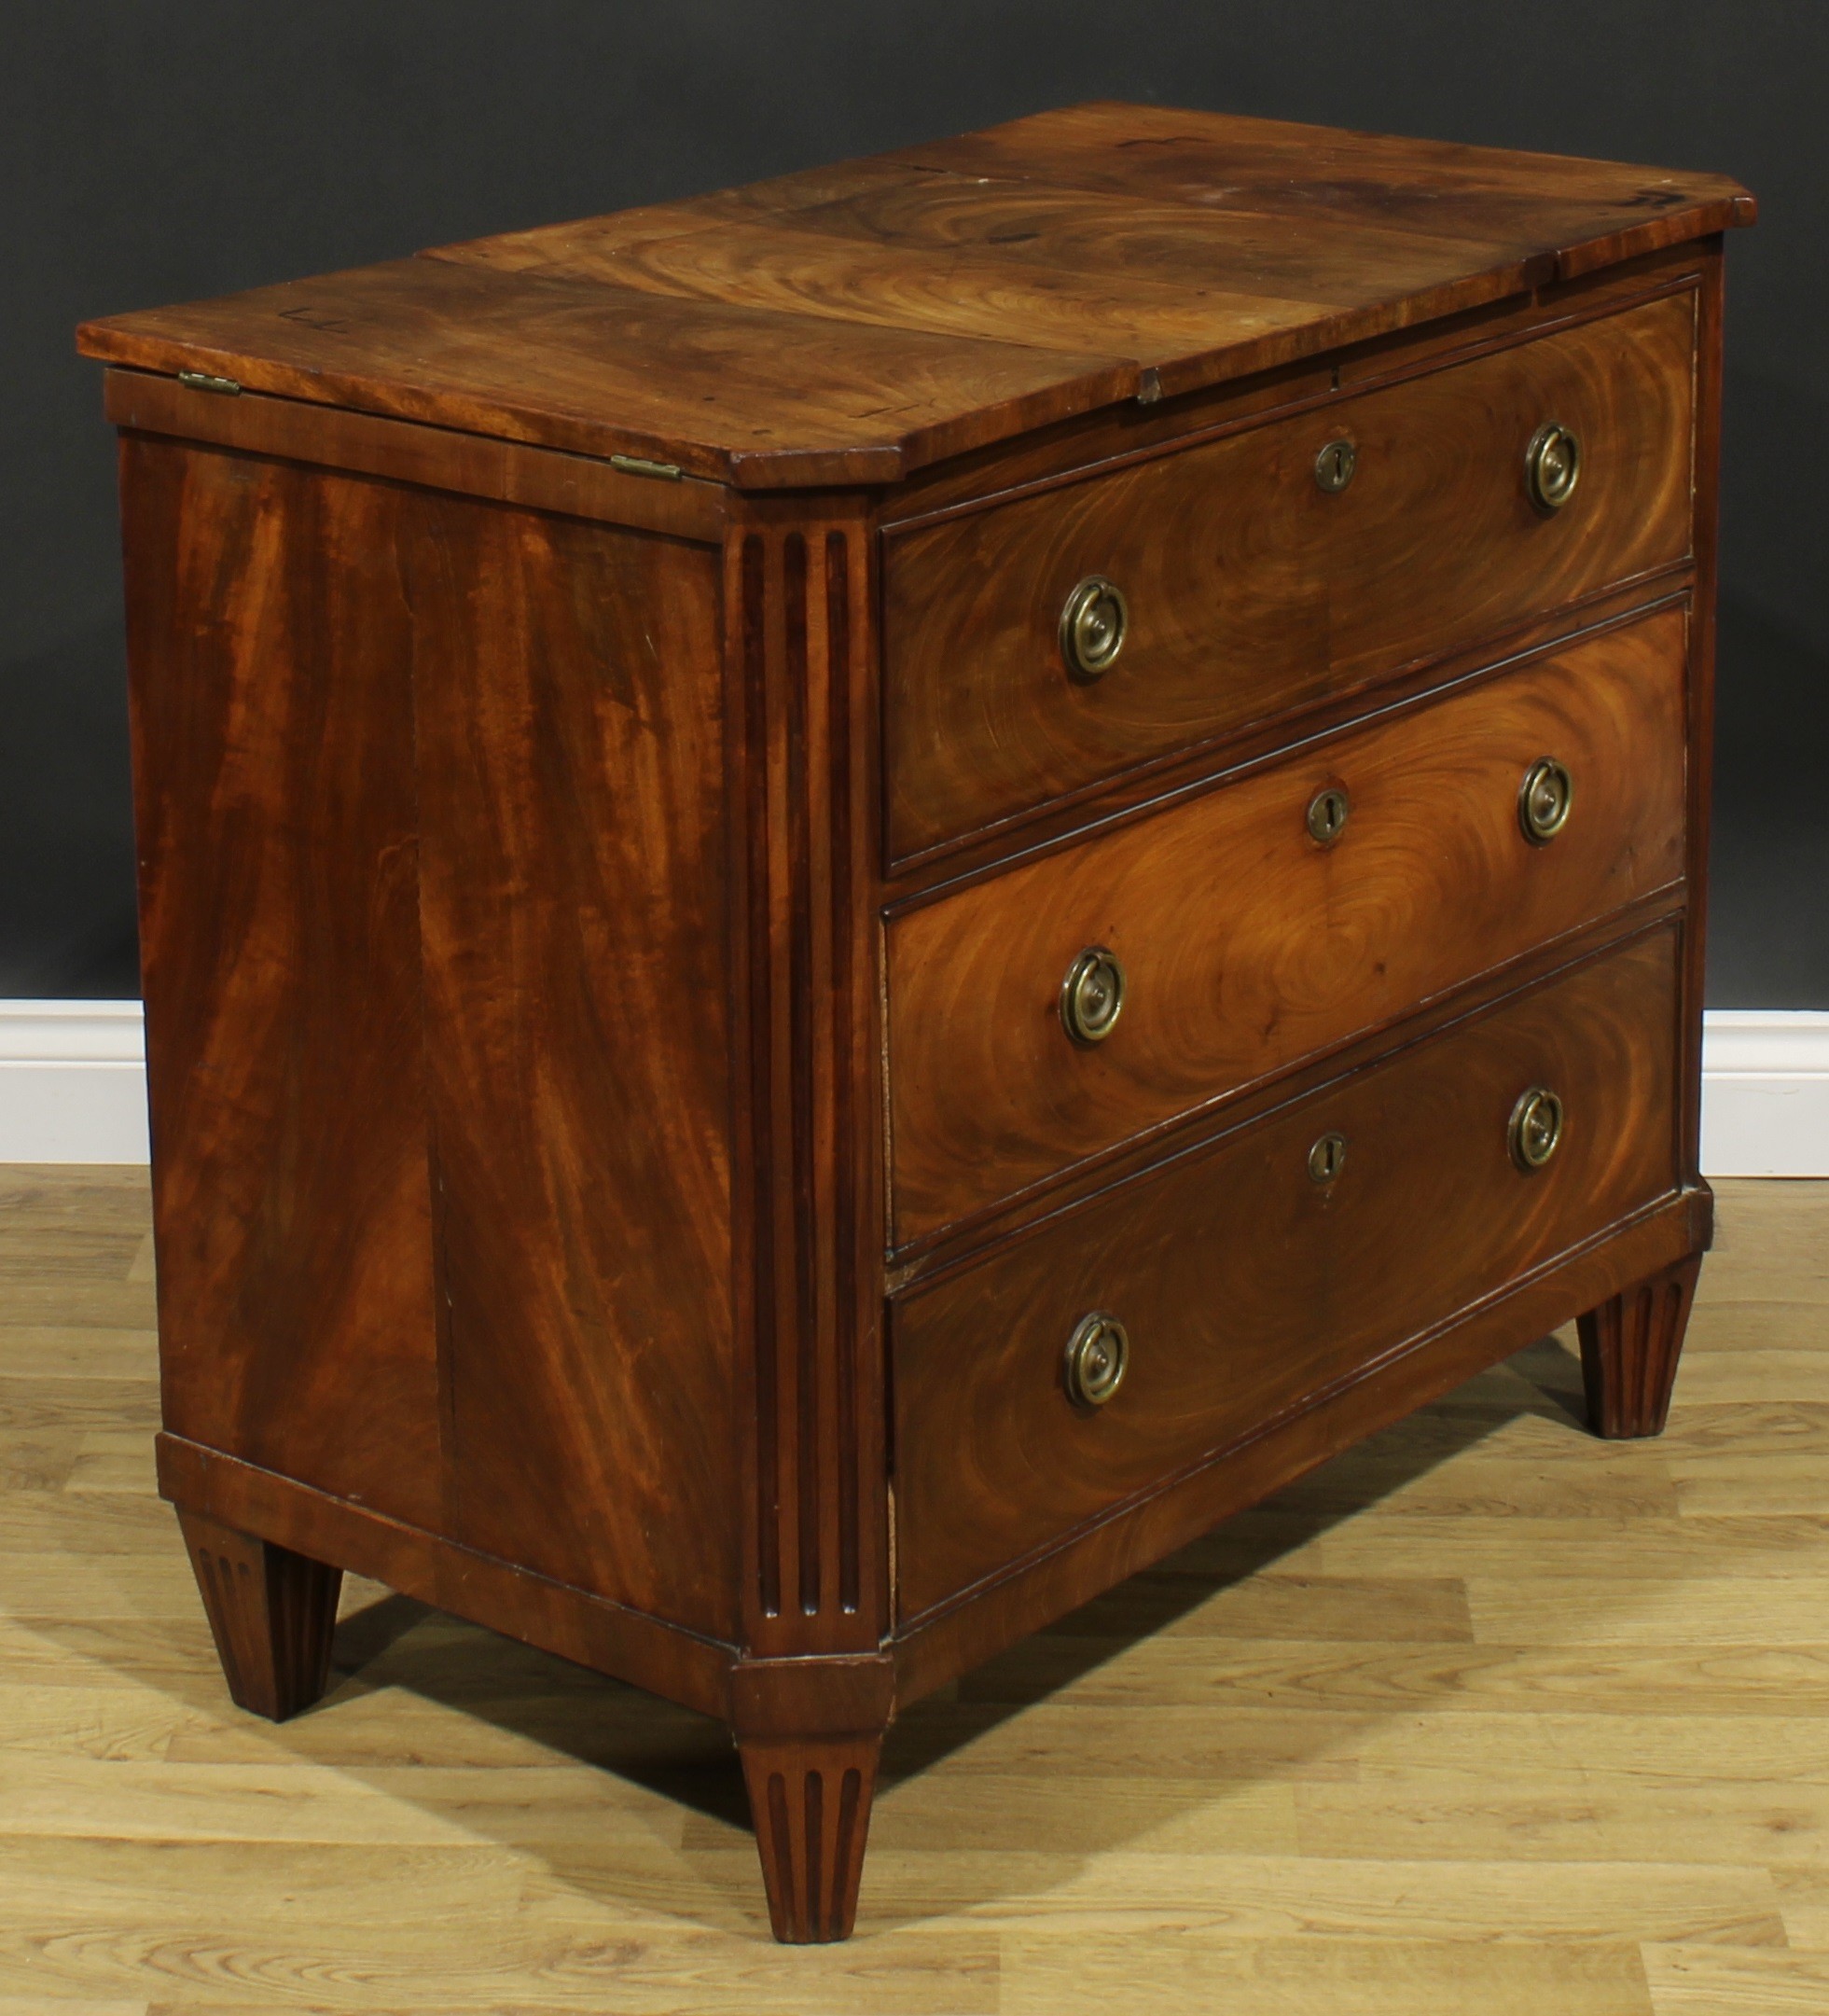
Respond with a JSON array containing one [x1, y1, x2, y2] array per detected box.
[[79, 103, 1754, 1942]]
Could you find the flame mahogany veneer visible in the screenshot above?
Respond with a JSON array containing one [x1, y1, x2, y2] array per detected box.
[[79, 103, 1752, 1942]]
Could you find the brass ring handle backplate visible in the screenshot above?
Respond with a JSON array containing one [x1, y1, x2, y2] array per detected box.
[[1060, 575, 1129, 680], [1060, 945, 1127, 1046], [1064, 1312, 1129, 1409], [1509, 1085, 1565, 1173], [1518, 757, 1573, 843], [1526, 422, 1581, 511]]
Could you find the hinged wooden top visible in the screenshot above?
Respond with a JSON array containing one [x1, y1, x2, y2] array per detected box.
[[77, 102, 1753, 490]]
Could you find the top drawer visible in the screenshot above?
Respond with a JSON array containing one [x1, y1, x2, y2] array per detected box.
[[883, 289, 1696, 860]]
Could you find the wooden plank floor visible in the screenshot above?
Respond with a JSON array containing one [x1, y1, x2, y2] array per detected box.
[[2, 1167, 1826, 2014]]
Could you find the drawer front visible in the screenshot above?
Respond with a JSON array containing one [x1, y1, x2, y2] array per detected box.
[[884, 290, 1695, 858], [888, 605, 1685, 1242], [893, 928, 1680, 1620]]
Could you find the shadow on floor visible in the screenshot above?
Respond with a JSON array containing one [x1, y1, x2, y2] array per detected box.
[[30, 1326, 1594, 1935], [308, 1330, 1590, 1842]]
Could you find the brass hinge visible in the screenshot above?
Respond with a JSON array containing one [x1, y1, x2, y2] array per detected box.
[[609, 452, 683, 482], [176, 368, 242, 396]]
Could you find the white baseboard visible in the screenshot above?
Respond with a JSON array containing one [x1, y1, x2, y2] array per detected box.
[[1697, 1011, 1829, 1177], [1, 1000, 1825, 1175], [0, 1001, 151, 1163]]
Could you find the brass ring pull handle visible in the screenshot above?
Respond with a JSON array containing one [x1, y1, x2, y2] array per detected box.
[[1060, 575, 1129, 680], [1525, 422, 1581, 511], [1518, 757, 1573, 843], [1307, 785, 1351, 846], [1314, 438, 1357, 493], [1308, 1131, 1348, 1184], [1064, 1312, 1129, 1409], [1509, 1085, 1565, 1173], [1060, 945, 1127, 1046]]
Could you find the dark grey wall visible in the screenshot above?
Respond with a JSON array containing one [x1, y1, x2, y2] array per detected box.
[[6, 1, 1823, 1002]]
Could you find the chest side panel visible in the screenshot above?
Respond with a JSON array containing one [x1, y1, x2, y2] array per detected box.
[[122, 438, 442, 1527], [409, 501, 738, 1637]]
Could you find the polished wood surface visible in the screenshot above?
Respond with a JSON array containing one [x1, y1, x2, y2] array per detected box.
[[155, 1430, 737, 1723], [76, 104, 1750, 487], [881, 243, 1711, 530], [86, 107, 1745, 1943], [409, 496, 735, 1633], [896, 101, 1755, 306], [893, 931, 1682, 1620], [1678, 231, 1727, 1195], [890, 608, 1687, 1242], [893, 1187, 1711, 1711], [884, 287, 1696, 856], [725, 504, 890, 1659], [123, 440, 743, 1639], [104, 365, 731, 541], [728, 1645, 897, 1944], [80, 252, 1131, 489], [1581, 1256, 1705, 1439], [5, 1166, 1824, 2008], [121, 438, 444, 1531], [739, 1731, 881, 1944], [175, 1508, 340, 1723]]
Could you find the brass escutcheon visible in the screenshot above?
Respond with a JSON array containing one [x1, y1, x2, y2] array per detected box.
[[1060, 945, 1127, 1046], [1064, 1312, 1129, 1409], [1526, 421, 1581, 511], [1308, 1131, 1349, 1184], [1060, 575, 1129, 679], [1314, 438, 1357, 493], [1518, 757, 1573, 843], [1307, 785, 1351, 845], [1509, 1085, 1565, 1173]]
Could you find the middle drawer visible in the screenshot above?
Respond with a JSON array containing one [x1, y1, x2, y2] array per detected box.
[[887, 604, 1685, 1243]]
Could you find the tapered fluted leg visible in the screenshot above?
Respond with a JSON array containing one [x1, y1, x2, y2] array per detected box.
[[731, 1654, 891, 1942], [1576, 1255, 1702, 1439], [176, 1508, 342, 1720], [738, 1730, 882, 1942]]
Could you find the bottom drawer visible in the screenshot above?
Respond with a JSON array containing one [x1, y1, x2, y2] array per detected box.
[[891, 928, 1681, 1621]]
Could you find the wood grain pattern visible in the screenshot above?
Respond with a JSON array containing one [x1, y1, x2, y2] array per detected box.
[[428, 173, 1480, 374], [738, 1731, 881, 1942], [892, 930, 1684, 1621], [893, 1185, 1709, 1705], [407, 498, 737, 1637], [435, 138, 1730, 418], [175, 1508, 340, 1721], [727, 509, 888, 1656], [104, 366, 729, 543], [12, 1168, 1818, 1997], [889, 607, 1688, 1242], [896, 102, 1754, 293], [86, 106, 1746, 1948], [76, 103, 1749, 487], [728, 1653, 894, 1943], [157, 1432, 738, 1721], [1678, 253, 1727, 1189], [881, 242, 1711, 531], [78, 253, 1135, 490], [120, 438, 444, 1529], [883, 288, 1695, 857], [1580, 1257, 1703, 1439]]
